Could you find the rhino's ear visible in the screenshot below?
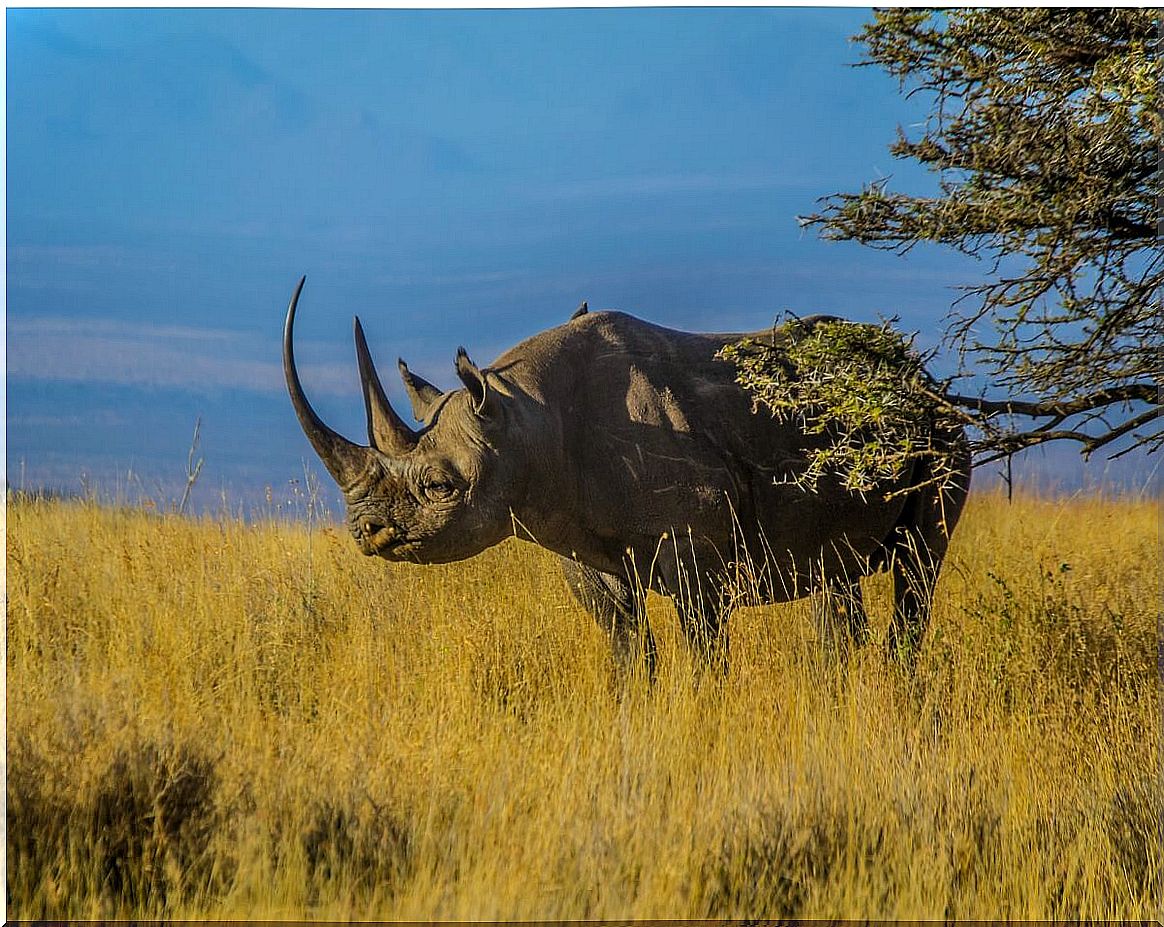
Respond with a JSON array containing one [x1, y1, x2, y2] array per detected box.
[[455, 347, 492, 416], [397, 359, 443, 423], [570, 300, 588, 321]]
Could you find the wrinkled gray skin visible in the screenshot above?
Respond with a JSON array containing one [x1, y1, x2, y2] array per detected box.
[[284, 278, 971, 677]]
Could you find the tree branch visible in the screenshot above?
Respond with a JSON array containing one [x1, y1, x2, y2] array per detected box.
[[945, 383, 1159, 419], [973, 404, 1163, 466]]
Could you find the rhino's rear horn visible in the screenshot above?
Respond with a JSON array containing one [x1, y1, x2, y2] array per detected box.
[[353, 317, 419, 455], [397, 359, 443, 423], [283, 277, 372, 489]]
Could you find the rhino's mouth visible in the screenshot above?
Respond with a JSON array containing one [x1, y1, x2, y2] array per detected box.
[[368, 535, 420, 561]]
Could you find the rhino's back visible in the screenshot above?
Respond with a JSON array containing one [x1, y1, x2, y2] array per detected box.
[[505, 309, 808, 462], [563, 310, 805, 500], [494, 308, 778, 417]]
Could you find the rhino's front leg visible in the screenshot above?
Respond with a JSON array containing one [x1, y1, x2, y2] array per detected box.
[[652, 554, 731, 673], [672, 584, 732, 675], [559, 557, 657, 680]]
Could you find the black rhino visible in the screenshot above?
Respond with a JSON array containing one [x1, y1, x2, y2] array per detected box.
[[283, 277, 970, 675]]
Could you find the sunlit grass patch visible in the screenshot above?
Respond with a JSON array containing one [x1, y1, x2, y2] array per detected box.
[[7, 490, 1160, 919]]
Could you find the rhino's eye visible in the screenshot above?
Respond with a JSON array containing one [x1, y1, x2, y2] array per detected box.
[[422, 479, 458, 503]]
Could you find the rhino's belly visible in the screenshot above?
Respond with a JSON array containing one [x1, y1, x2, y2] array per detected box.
[[575, 425, 909, 596], [743, 486, 906, 597], [631, 483, 906, 604]]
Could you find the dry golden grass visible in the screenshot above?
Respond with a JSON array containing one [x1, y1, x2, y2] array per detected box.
[[6, 490, 1160, 919]]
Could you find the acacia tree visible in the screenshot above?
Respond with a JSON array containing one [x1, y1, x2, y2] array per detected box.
[[794, 9, 1160, 469]]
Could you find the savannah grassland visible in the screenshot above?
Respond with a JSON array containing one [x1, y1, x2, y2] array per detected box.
[[6, 488, 1161, 920]]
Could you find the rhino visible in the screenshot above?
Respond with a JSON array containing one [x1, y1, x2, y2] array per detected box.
[[283, 277, 971, 675]]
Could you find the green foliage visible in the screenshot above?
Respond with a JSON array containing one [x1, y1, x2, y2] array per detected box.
[[719, 318, 961, 495], [801, 9, 1161, 460]]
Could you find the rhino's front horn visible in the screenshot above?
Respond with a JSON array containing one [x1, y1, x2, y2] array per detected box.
[[353, 316, 418, 455], [283, 277, 373, 490]]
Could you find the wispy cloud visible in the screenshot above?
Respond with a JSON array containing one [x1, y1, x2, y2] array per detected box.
[[9, 244, 129, 269], [6, 409, 129, 429], [533, 171, 817, 202], [7, 316, 351, 396], [369, 268, 531, 289], [8, 317, 239, 342], [7, 245, 181, 286]]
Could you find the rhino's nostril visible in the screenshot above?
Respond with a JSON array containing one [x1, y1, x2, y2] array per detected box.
[[362, 518, 387, 538]]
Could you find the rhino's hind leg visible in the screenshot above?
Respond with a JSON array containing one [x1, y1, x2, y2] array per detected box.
[[887, 447, 972, 667], [886, 534, 939, 666], [560, 558, 657, 680], [812, 577, 871, 654]]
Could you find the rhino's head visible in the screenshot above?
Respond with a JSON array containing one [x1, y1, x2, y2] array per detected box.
[[283, 278, 524, 564]]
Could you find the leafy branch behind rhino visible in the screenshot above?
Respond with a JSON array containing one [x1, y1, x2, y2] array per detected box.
[[718, 318, 965, 498]]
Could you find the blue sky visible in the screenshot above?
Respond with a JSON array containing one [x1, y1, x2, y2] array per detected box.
[[6, 8, 1153, 511]]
